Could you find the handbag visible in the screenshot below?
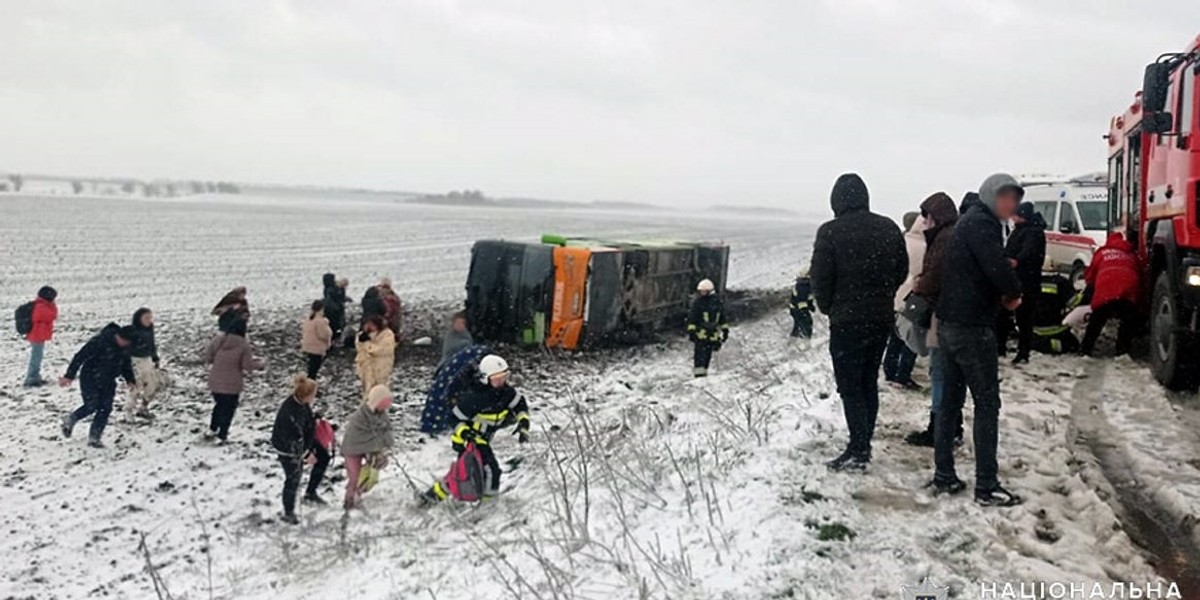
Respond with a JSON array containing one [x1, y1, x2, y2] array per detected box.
[[901, 293, 933, 329]]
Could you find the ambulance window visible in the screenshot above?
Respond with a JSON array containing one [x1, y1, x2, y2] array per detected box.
[[1033, 201, 1057, 227], [1077, 202, 1108, 231]]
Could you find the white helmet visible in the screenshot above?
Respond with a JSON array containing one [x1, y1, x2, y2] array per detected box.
[[697, 279, 715, 293], [479, 354, 509, 383]]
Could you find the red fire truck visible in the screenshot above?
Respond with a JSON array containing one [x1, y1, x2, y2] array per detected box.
[[1106, 34, 1200, 388]]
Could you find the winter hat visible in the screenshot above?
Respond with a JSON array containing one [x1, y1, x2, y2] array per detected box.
[[830, 173, 869, 216], [117, 325, 139, 341], [367, 385, 393, 411], [37, 286, 57, 301], [1016, 202, 1037, 221]]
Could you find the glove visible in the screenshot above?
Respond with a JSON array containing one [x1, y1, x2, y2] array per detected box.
[[515, 418, 530, 444], [721, 330, 729, 342]]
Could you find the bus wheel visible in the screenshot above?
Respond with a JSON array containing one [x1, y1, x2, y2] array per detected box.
[[1150, 272, 1197, 390]]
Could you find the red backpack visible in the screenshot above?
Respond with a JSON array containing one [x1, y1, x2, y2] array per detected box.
[[313, 419, 335, 453], [444, 442, 487, 502]]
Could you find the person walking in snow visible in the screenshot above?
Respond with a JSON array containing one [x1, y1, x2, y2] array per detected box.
[[904, 192, 960, 447], [355, 315, 395, 399], [213, 286, 250, 333], [439, 311, 474, 369], [21, 286, 58, 387], [301, 300, 334, 380], [271, 375, 331, 524], [789, 273, 814, 338], [421, 355, 530, 504], [686, 279, 730, 377], [811, 173, 908, 472], [322, 273, 349, 342], [378, 278, 403, 337], [203, 317, 265, 443], [341, 384, 395, 509], [883, 211, 928, 390], [930, 174, 1025, 507], [1001, 202, 1047, 364], [125, 307, 167, 419], [1079, 232, 1141, 357], [59, 323, 138, 448], [360, 286, 386, 328]]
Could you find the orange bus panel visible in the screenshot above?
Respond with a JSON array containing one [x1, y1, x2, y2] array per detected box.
[[547, 247, 591, 349]]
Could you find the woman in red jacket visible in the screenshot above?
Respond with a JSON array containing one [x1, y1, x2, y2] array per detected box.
[[1081, 233, 1141, 356], [24, 286, 58, 387]]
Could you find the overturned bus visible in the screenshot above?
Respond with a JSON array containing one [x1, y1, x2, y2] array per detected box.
[[465, 235, 730, 349]]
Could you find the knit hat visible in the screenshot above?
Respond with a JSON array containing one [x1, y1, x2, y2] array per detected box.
[[1016, 202, 1037, 221], [367, 385, 393, 411], [117, 325, 139, 341]]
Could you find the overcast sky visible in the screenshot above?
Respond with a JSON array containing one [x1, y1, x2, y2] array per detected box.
[[0, 1, 1196, 216]]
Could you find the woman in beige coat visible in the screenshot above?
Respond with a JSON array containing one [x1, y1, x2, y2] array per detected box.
[[301, 300, 334, 380], [355, 315, 395, 398]]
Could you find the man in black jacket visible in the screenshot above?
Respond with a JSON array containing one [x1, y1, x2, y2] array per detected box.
[[59, 323, 137, 448], [1001, 203, 1047, 364], [811, 173, 908, 472], [931, 173, 1025, 507], [322, 273, 348, 340]]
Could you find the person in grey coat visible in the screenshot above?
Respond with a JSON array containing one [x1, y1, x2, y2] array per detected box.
[[203, 318, 265, 442], [438, 312, 474, 369], [341, 385, 395, 509]]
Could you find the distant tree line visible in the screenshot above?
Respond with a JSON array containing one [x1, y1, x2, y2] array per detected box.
[[0, 173, 240, 196]]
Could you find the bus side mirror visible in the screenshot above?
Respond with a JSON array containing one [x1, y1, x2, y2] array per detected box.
[[1144, 111, 1174, 134], [1143, 62, 1172, 112]]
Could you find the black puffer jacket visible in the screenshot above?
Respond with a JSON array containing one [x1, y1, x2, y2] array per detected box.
[[322, 273, 347, 326], [936, 175, 1023, 327], [65, 323, 136, 393], [129, 308, 159, 363], [271, 396, 315, 458], [810, 174, 908, 326], [1005, 209, 1047, 294]]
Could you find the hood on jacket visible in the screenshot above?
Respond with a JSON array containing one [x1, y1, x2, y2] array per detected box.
[[1016, 202, 1047, 229], [1104, 231, 1133, 253], [830, 173, 870, 217], [323, 273, 336, 287], [978, 173, 1024, 212], [959, 192, 982, 215], [921, 192, 958, 229], [132, 307, 153, 330]]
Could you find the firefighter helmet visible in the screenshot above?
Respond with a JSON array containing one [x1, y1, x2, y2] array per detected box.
[[479, 354, 509, 383], [697, 279, 715, 293]]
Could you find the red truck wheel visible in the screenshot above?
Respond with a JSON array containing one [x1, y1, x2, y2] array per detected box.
[[1150, 272, 1198, 390]]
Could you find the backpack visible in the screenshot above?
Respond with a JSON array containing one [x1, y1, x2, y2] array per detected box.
[[443, 442, 487, 502], [14, 302, 35, 336]]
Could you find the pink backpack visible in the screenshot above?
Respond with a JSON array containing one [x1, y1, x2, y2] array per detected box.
[[444, 442, 487, 502]]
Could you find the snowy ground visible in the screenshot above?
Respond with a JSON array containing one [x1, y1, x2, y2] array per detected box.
[[0, 192, 1189, 599]]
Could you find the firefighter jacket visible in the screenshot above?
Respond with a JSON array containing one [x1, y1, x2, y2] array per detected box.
[[791, 278, 814, 313], [687, 294, 730, 343], [450, 381, 530, 451]]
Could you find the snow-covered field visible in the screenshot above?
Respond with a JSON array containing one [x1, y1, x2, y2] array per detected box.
[[0, 192, 1189, 599]]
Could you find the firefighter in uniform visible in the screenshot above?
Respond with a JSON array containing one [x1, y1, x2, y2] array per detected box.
[[790, 273, 814, 338], [687, 279, 730, 377], [423, 354, 530, 503]]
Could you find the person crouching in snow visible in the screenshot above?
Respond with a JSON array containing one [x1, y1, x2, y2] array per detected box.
[[355, 315, 395, 399], [687, 279, 729, 377], [341, 385, 395, 509], [421, 354, 530, 504], [60, 324, 138, 448], [271, 375, 331, 524], [125, 307, 167, 419]]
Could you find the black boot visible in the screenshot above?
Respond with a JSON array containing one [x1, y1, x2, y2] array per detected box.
[[904, 414, 936, 447], [826, 449, 869, 472]]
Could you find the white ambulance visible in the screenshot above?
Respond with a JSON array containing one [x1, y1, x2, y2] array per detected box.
[[1019, 173, 1109, 285]]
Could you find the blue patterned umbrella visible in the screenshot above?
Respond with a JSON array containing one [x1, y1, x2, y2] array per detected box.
[[420, 344, 492, 434]]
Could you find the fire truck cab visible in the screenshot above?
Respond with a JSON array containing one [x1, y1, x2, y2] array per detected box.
[[1107, 34, 1200, 388]]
